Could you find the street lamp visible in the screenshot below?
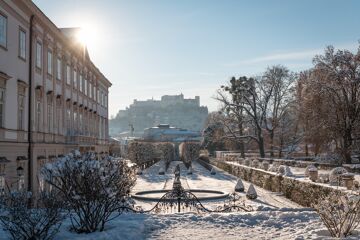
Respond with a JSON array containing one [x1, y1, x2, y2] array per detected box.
[[16, 166, 24, 176]]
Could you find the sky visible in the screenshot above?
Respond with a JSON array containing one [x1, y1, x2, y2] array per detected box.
[[33, 0, 360, 118]]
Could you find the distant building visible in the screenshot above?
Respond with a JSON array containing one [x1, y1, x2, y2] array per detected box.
[[110, 94, 208, 136], [143, 124, 202, 142]]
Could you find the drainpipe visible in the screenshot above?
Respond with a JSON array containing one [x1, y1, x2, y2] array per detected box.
[[27, 15, 35, 192]]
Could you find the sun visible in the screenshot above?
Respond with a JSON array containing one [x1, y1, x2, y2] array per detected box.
[[76, 28, 88, 45], [75, 23, 99, 49]]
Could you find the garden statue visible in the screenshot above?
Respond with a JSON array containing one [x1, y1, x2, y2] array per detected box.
[[174, 164, 181, 183]]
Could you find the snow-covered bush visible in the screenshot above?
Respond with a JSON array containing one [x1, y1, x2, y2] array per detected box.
[[314, 192, 360, 237], [158, 167, 165, 175], [157, 143, 174, 169], [0, 190, 64, 240], [329, 167, 348, 186], [261, 161, 270, 171], [179, 142, 200, 168], [127, 141, 156, 164], [304, 164, 317, 177], [251, 159, 259, 168], [246, 184, 257, 199], [318, 173, 329, 183], [244, 159, 251, 166], [41, 154, 136, 233], [268, 164, 278, 172], [235, 179, 244, 192], [277, 165, 293, 176]]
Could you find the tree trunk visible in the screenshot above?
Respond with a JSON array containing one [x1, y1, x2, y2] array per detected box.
[[278, 138, 283, 158], [238, 123, 245, 158], [305, 143, 308, 157], [269, 130, 274, 158], [258, 135, 265, 158], [343, 130, 353, 164]]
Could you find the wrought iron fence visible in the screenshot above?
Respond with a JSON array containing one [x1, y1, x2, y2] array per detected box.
[[119, 167, 253, 214]]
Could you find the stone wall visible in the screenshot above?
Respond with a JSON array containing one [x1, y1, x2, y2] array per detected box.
[[207, 158, 339, 207]]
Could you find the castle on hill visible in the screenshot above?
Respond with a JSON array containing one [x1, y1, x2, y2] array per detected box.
[[110, 94, 208, 137]]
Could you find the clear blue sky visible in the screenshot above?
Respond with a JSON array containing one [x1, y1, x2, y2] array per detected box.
[[33, 0, 360, 118]]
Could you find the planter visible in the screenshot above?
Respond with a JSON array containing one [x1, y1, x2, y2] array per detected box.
[[341, 173, 355, 190], [308, 169, 318, 182]]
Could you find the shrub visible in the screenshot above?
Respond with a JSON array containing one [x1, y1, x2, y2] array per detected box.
[[304, 164, 317, 177], [128, 141, 156, 164], [329, 167, 348, 186], [179, 142, 200, 168], [0, 190, 64, 240], [246, 184, 257, 199], [251, 159, 259, 168], [157, 143, 174, 170], [41, 154, 136, 233], [314, 191, 360, 237]]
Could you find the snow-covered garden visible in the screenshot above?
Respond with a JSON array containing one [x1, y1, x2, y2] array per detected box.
[[0, 150, 359, 239]]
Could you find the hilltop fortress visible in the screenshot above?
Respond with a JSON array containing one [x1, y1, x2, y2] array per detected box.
[[110, 94, 208, 136]]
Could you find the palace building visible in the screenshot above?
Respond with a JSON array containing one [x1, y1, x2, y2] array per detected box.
[[0, 0, 111, 192]]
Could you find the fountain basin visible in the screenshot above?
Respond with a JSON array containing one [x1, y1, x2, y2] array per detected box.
[[132, 189, 229, 201]]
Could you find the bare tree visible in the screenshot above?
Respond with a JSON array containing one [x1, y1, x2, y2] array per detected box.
[[301, 45, 360, 163], [215, 77, 247, 157], [217, 76, 273, 158], [262, 65, 297, 157]]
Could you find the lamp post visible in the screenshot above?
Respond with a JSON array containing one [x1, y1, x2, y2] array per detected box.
[[17, 166, 24, 177]]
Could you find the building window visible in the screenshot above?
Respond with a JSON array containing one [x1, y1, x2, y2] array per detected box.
[[19, 29, 26, 59], [79, 112, 83, 134], [97, 89, 100, 104], [89, 83, 92, 99], [47, 50, 53, 75], [66, 104, 71, 135], [18, 94, 25, 130], [79, 74, 83, 92], [47, 96, 53, 133], [56, 98, 61, 134], [93, 85, 96, 100], [105, 94, 107, 108], [84, 79, 87, 96], [0, 88, 5, 128], [66, 65, 71, 85], [36, 99, 41, 132], [73, 111, 77, 134], [56, 58, 62, 80], [36, 42, 42, 69], [0, 14, 7, 48], [73, 70, 77, 89]]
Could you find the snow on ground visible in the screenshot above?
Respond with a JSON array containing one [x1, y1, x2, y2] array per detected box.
[[134, 160, 302, 210], [49, 210, 352, 240], [1, 160, 359, 239]]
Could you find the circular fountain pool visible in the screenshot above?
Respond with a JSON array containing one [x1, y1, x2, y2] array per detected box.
[[132, 189, 229, 201]]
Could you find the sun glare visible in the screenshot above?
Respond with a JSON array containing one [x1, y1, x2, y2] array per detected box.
[[75, 23, 99, 50], [76, 29, 88, 45]]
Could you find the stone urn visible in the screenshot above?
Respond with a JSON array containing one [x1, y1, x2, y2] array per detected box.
[[341, 173, 355, 190], [308, 168, 318, 182]]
